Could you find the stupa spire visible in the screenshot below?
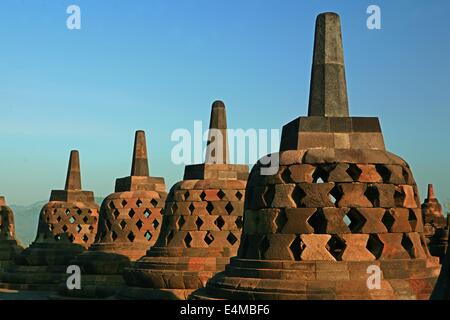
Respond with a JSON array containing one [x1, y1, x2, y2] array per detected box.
[[131, 130, 150, 176], [64, 150, 82, 191], [205, 100, 229, 164], [427, 184, 436, 201], [308, 12, 349, 117]]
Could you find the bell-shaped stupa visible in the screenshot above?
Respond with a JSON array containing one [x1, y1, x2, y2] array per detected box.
[[422, 184, 448, 262], [55, 130, 167, 299], [0, 150, 99, 291], [0, 197, 23, 273], [121, 101, 249, 300], [195, 12, 440, 300]]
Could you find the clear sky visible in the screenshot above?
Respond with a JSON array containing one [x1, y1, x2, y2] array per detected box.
[[0, 0, 449, 207]]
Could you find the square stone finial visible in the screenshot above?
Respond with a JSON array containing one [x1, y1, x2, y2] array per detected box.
[[308, 12, 349, 117]]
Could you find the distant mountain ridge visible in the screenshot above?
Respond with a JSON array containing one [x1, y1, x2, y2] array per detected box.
[[10, 197, 104, 247]]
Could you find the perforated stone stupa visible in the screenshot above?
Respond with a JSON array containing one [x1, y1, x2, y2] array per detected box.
[[0, 150, 99, 291], [56, 130, 167, 299], [0, 197, 23, 273], [121, 101, 249, 300], [195, 12, 440, 300], [422, 184, 448, 262]]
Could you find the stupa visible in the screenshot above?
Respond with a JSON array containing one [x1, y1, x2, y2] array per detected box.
[[55, 130, 167, 299], [432, 219, 450, 300], [121, 101, 249, 300], [422, 184, 448, 262], [195, 12, 440, 300], [0, 197, 23, 273], [0, 150, 99, 291]]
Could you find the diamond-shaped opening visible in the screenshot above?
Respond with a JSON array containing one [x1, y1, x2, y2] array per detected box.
[[83, 216, 88, 223], [77, 209, 82, 215], [144, 209, 151, 218], [152, 219, 160, 229], [329, 185, 343, 206], [128, 209, 136, 218], [281, 167, 293, 184], [184, 232, 193, 248], [54, 234, 61, 241], [307, 209, 327, 233], [136, 199, 143, 207], [184, 191, 190, 200], [217, 189, 226, 200], [345, 208, 367, 233], [289, 235, 302, 261], [206, 202, 214, 214], [76, 225, 82, 233], [346, 164, 362, 181], [326, 235, 346, 261], [214, 216, 225, 230], [68, 234, 75, 242], [402, 168, 410, 184], [127, 231, 136, 242], [375, 165, 391, 182], [57, 216, 62, 223], [50, 224, 54, 231], [200, 191, 207, 201], [136, 219, 143, 230], [366, 234, 384, 259], [225, 202, 234, 215], [382, 210, 395, 231], [227, 232, 238, 245], [65, 209, 71, 215], [120, 220, 127, 230], [109, 201, 116, 209], [121, 200, 128, 208], [204, 231, 215, 245], [113, 209, 120, 219], [189, 203, 195, 214], [62, 225, 68, 232], [260, 236, 271, 259], [88, 225, 94, 231], [171, 203, 178, 214], [111, 231, 118, 241], [195, 217, 204, 229], [151, 198, 158, 208], [83, 235, 89, 243], [275, 209, 288, 232], [167, 230, 174, 243], [263, 185, 275, 207], [291, 185, 306, 208], [235, 216, 243, 229], [105, 219, 112, 231], [365, 185, 380, 207], [145, 231, 152, 241], [394, 189, 405, 207], [313, 166, 330, 183], [177, 216, 186, 228], [401, 233, 414, 258], [408, 209, 418, 230], [236, 191, 244, 201], [53, 209, 58, 214]]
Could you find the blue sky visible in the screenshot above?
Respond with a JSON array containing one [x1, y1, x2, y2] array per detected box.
[[0, 0, 449, 207]]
